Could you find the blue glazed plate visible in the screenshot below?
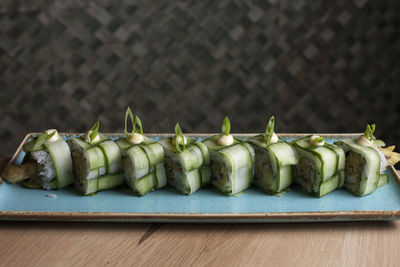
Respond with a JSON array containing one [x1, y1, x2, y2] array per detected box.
[[0, 133, 399, 223]]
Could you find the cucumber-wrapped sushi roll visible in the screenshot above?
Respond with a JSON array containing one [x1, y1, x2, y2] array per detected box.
[[115, 107, 167, 196], [203, 117, 255, 195], [67, 121, 123, 195], [159, 123, 210, 195], [248, 116, 298, 194], [292, 135, 345, 197], [2, 129, 73, 190], [335, 124, 400, 196]]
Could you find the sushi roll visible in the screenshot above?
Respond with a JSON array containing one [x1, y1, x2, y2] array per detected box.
[[248, 116, 298, 194], [292, 135, 345, 197], [335, 124, 400, 196], [67, 121, 123, 195], [203, 117, 255, 195], [115, 107, 167, 196], [2, 129, 73, 190], [159, 123, 210, 194]]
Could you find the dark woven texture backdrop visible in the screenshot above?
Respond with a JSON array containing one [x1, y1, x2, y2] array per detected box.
[[0, 0, 399, 157]]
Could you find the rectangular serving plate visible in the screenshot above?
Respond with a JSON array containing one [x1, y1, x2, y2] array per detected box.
[[0, 133, 399, 223]]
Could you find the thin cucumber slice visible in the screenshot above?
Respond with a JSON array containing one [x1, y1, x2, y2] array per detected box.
[[79, 173, 124, 195], [98, 140, 122, 174], [200, 165, 211, 186], [125, 146, 150, 179], [155, 163, 167, 189], [97, 173, 123, 191], [377, 174, 389, 188], [317, 174, 340, 197], [276, 165, 292, 193], [194, 141, 210, 165], [86, 146, 107, 171], [268, 141, 298, 166], [185, 169, 202, 194], [141, 142, 164, 166], [326, 143, 345, 188], [178, 144, 205, 172], [44, 139, 73, 189], [133, 173, 156, 196]]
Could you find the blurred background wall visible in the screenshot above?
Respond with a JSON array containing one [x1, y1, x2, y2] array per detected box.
[[0, 0, 399, 158]]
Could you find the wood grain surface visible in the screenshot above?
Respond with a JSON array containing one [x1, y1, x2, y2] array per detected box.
[[0, 160, 399, 267], [0, 220, 399, 266]]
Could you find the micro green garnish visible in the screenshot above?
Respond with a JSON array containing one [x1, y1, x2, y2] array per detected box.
[[134, 115, 143, 134], [221, 116, 231, 136], [124, 107, 134, 137], [315, 136, 324, 143], [174, 122, 185, 152], [33, 131, 56, 150], [89, 120, 100, 143], [363, 123, 376, 141], [124, 107, 144, 138], [264, 115, 275, 145]]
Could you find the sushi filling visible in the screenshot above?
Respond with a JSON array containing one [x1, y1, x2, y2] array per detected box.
[[253, 147, 274, 190], [31, 150, 56, 181], [294, 156, 318, 193], [344, 151, 365, 191], [210, 158, 231, 193], [71, 151, 86, 181], [164, 153, 188, 193], [28, 150, 57, 190], [122, 157, 133, 187]]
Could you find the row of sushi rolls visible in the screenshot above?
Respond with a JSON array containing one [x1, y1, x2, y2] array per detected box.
[[2, 107, 400, 197]]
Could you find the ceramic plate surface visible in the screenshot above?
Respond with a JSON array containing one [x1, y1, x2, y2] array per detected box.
[[0, 133, 399, 223]]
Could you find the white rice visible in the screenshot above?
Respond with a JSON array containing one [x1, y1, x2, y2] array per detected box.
[[99, 167, 106, 176], [31, 150, 56, 181]]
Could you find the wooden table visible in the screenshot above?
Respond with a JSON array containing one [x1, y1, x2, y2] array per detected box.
[[0, 160, 399, 266]]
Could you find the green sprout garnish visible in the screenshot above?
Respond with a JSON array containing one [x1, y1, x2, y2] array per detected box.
[[363, 123, 376, 142], [134, 115, 143, 134], [314, 136, 324, 143], [89, 120, 100, 143], [221, 116, 231, 136], [264, 115, 275, 145], [124, 107, 134, 137], [174, 122, 185, 152], [124, 107, 144, 139], [33, 131, 56, 150]]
